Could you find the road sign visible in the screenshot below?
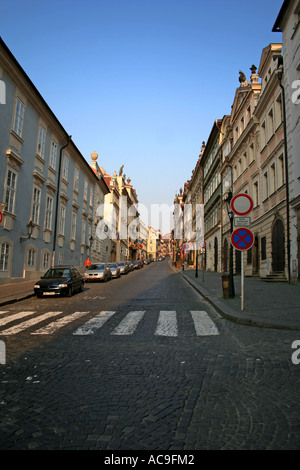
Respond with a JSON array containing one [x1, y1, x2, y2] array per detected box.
[[231, 227, 254, 251], [234, 216, 251, 227], [231, 193, 253, 216]]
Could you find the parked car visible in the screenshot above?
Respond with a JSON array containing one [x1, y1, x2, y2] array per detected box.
[[108, 263, 121, 278], [34, 266, 84, 297], [84, 263, 112, 282], [144, 258, 151, 265], [117, 261, 130, 275], [132, 260, 143, 269]]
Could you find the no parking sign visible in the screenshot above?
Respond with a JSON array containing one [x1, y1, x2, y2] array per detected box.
[[231, 227, 254, 251]]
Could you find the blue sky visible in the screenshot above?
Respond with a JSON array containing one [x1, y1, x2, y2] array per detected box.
[[1, 0, 283, 230]]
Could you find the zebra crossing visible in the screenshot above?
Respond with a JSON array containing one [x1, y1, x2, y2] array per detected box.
[[0, 309, 219, 338]]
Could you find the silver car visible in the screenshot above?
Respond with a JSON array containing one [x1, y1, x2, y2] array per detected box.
[[117, 261, 130, 275], [84, 263, 112, 282], [108, 263, 121, 278]]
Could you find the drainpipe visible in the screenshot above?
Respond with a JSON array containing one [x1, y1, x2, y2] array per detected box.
[[275, 56, 291, 282], [52, 135, 72, 266]]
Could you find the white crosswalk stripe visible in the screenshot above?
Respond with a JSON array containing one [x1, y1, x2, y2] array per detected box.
[[73, 311, 115, 336], [0, 309, 219, 337], [0, 311, 63, 336], [191, 310, 219, 336], [111, 311, 145, 335], [32, 311, 90, 335], [155, 311, 178, 337]]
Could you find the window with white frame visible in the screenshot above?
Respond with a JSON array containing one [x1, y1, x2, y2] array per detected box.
[[13, 98, 25, 137], [58, 252, 63, 265], [44, 195, 53, 230], [62, 154, 69, 181], [74, 167, 79, 192], [71, 211, 77, 240], [27, 248, 35, 267], [82, 217, 86, 245], [4, 168, 17, 213], [42, 251, 51, 270], [0, 242, 10, 271], [32, 187, 41, 224], [84, 178, 88, 202], [37, 125, 46, 158], [49, 140, 57, 169], [89, 186, 94, 207], [59, 203, 66, 236]]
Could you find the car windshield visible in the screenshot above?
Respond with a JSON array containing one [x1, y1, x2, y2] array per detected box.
[[118, 263, 125, 266], [109, 263, 117, 267], [43, 268, 70, 278], [87, 264, 105, 270]]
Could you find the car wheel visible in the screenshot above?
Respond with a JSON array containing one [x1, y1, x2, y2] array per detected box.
[[67, 286, 73, 297], [80, 282, 84, 292]]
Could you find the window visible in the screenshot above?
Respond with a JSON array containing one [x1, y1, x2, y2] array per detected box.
[[49, 140, 57, 169], [44, 195, 53, 230], [27, 248, 35, 267], [253, 181, 259, 207], [4, 168, 17, 213], [84, 179, 88, 202], [89, 187, 94, 207], [263, 172, 268, 200], [270, 163, 276, 194], [277, 153, 285, 187], [82, 217, 86, 245], [32, 187, 41, 224], [267, 108, 274, 140], [249, 143, 254, 164], [74, 167, 79, 192], [42, 251, 51, 270], [0, 243, 10, 271], [261, 121, 266, 148], [59, 204, 66, 236], [13, 98, 25, 137], [37, 125, 46, 158], [71, 211, 77, 240], [275, 93, 283, 129], [62, 154, 69, 181]]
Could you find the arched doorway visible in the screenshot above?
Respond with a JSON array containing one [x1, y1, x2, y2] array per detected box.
[[272, 219, 285, 272]]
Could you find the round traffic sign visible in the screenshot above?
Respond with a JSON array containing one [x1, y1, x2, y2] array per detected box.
[[231, 193, 253, 216], [231, 227, 254, 251]]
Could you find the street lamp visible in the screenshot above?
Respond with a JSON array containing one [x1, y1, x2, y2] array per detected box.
[[225, 190, 235, 298], [20, 220, 34, 243]]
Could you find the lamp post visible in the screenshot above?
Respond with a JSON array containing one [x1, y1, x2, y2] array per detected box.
[[225, 190, 235, 298]]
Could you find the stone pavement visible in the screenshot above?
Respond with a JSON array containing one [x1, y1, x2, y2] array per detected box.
[[176, 265, 300, 331], [1, 265, 300, 331]]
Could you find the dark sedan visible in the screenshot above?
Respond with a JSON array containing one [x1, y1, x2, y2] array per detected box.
[[34, 266, 84, 297]]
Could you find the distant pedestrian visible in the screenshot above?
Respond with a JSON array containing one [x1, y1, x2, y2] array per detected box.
[[85, 257, 91, 268]]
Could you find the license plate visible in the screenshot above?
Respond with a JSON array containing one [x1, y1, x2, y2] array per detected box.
[[43, 292, 55, 296]]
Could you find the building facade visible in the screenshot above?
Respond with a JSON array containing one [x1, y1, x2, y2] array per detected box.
[[0, 39, 110, 279], [273, 0, 300, 281]]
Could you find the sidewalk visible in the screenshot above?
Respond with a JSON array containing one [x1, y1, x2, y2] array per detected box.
[[176, 266, 300, 331], [0, 278, 38, 307]]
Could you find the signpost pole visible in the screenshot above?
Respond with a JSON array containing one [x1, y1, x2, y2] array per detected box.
[[241, 251, 244, 311]]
